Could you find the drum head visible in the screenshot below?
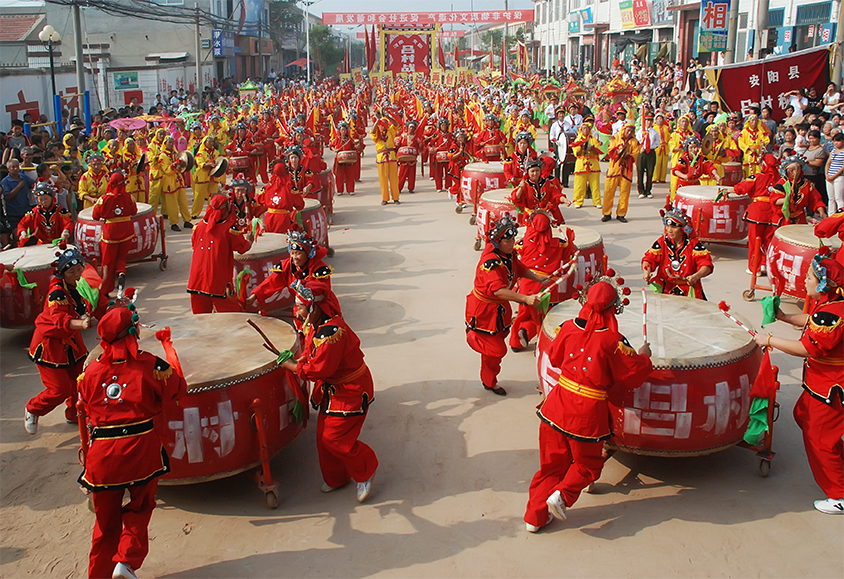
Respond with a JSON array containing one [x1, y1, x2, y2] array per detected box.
[[0, 243, 78, 271], [465, 162, 505, 174], [542, 293, 757, 369], [303, 198, 322, 211], [722, 162, 742, 168], [676, 185, 731, 201], [136, 313, 298, 392], [77, 207, 95, 221], [480, 188, 515, 206], [776, 224, 843, 250], [566, 225, 602, 250], [235, 232, 290, 261]]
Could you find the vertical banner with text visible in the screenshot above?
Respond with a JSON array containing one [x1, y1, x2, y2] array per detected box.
[[386, 34, 431, 75], [699, 0, 731, 53]]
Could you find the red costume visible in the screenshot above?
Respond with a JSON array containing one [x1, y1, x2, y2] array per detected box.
[[431, 127, 455, 191], [524, 282, 652, 529], [91, 173, 138, 295], [671, 151, 718, 188], [16, 193, 73, 246], [186, 196, 252, 313], [252, 233, 331, 315], [77, 306, 186, 579], [394, 130, 420, 193], [737, 154, 780, 270], [509, 174, 566, 225], [226, 131, 256, 182], [259, 162, 310, 234], [330, 131, 361, 194], [503, 148, 538, 186], [770, 176, 827, 226], [815, 212, 844, 266], [473, 126, 507, 161], [642, 234, 713, 298], [446, 140, 472, 199]]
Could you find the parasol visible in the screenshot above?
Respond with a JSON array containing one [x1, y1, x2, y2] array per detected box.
[[109, 118, 147, 131]]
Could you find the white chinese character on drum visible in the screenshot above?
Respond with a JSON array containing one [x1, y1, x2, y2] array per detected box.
[[766, 225, 841, 300], [674, 186, 750, 243], [73, 203, 160, 262]]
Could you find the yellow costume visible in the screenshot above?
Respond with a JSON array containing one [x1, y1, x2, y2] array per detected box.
[[571, 126, 603, 207], [123, 147, 145, 203], [738, 118, 770, 178], [192, 136, 224, 218], [158, 147, 192, 226], [78, 167, 109, 209], [602, 130, 641, 218], [146, 133, 166, 213], [370, 121, 400, 203], [654, 122, 671, 183], [669, 127, 694, 199]]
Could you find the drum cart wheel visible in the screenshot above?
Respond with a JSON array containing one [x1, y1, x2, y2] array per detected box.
[[326, 247, 335, 258], [759, 458, 772, 477], [455, 204, 464, 214], [473, 238, 482, 251], [469, 214, 476, 226], [159, 256, 168, 271], [250, 397, 281, 509], [742, 289, 755, 301]]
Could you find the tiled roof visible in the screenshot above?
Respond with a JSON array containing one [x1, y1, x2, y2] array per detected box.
[[0, 15, 43, 43]]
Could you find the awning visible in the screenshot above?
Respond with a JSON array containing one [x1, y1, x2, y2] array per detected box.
[[667, 2, 700, 11], [284, 58, 312, 68], [146, 52, 188, 62]]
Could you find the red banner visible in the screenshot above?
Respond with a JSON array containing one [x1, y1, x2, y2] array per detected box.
[[632, 0, 652, 27], [357, 30, 465, 38], [709, 45, 830, 121], [386, 34, 430, 75], [324, 11, 533, 26]]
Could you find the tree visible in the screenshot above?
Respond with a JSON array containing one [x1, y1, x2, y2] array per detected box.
[[308, 24, 345, 74], [269, 0, 304, 58]]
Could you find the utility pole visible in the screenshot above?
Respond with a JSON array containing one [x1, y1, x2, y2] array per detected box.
[[833, 0, 844, 84], [72, 0, 85, 92], [195, 3, 202, 110], [504, 0, 509, 51], [753, 0, 769, 59], [724, 0, 740, 63], [258, 13, 264, 79]]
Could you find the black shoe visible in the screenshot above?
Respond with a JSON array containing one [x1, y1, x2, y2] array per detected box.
[[183, 222, 193, 229], [617, 216, 628, 223], [601, 215, 612, 222], [171, 224, 181, 232], [381, 201, 388, 205], [394, 199, 401, 205], [483, 384, 507, 396]]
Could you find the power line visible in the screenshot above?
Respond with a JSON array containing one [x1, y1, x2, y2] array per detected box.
[[44, 0, 231, 28]]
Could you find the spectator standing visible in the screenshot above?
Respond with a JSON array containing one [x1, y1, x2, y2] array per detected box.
[[636, 115, 660, 199], [1, 159, 35, 244], [825, 133, 844, 213]]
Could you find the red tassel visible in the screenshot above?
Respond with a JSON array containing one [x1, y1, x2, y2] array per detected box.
[[155, 327, 184, 378], [718, 300, 730, 313]]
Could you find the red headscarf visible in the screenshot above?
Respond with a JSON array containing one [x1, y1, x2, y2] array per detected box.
[[107, 171, 126, 196], [203, 194, 234, 229], [577, 281, 619, 334], [519, 212, 567, 270], [97, 306, 140, 363], [293, 278, 342, 319]]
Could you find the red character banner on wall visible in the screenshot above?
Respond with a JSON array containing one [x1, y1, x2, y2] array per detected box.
[[386, 34, 431, 75]]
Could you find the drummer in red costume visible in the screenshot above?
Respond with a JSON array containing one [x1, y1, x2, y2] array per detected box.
[[671, 136, 722, 189], [330, 121, 361, 196], [642, 206, 714, 299], [229, 174, 266, 233], [737, 153, 781, 273], [511, 158, 567, 224], [77, 304, 186, 579], [771, 154, 828, 226], [259, 151, 313, 234], [226, 122, 255, 183], [395, 120, 420, 194], [248, 116, 269, 183], [16, 181, 73, 246], [431, 118, 455, 193], [280, 279, 378, 503], [757, 254, 844, 515], [474, 113, 507, 162], [465, 215, 550, 396], [186, 195, 254, 313], [814, 212, 844, 265], [92, 172, 138, 296], [447, 129, 473, 200], [510, 211, 576, 351], [24, 248, 108, 434], [524, 280, 652, 532], [503, 132, 538, 187]]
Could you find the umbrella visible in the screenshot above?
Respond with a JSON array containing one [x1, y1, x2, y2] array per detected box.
[[109, 117, 147, 131], [136, 114, 167, 122], [285, 58, 313, 68]]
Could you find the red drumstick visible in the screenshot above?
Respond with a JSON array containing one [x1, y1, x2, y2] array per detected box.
[[641, 288, 648, 344], [718, 301, 758, 337]]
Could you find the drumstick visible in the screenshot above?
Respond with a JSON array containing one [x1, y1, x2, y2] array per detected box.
[[641, 288, 648, 344], [717, 301, 758, 337], [247, 318, 281, 355]]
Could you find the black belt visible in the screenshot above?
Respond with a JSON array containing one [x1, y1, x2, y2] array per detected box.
[[90, 419, 154, 440]]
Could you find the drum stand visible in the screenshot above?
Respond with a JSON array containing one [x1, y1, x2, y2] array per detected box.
[[249, 397, 280, 508], [691, 208, 748, 247]]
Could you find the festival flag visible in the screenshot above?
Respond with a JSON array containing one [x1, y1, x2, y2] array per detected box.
[[364, 27, 371, 70], [500, 40, 507, 77], [368, 26, 377, 70], [438, 37, 446, 69], [488, 43, 494, 71], [454, 42, 460, 69]]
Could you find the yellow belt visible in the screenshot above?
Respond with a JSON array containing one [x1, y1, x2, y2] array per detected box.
[[267, 208, 289, 215], [755, 196, 770, 202], [558, 374, 607, 400], [332, 363, 367, 384], [105, 216, 131, 223], [811, 356, 844, 366], [472, 288, 505, 304]]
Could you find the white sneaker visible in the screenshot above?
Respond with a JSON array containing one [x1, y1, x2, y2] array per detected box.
[[546, 490, 567, 521], [813, 498, 844, 514], [112, 562, 139, 579], [349, 191, 355, 196], [638, 193, 646, 199], [594, 204, 602, 209], [585, 482, 596, 494], [525, 513, 554, 533], [518, 329, 529, 349], [356, 474, 374, 503], [321, 480, 349, 493], [24, 409, 38, 435]]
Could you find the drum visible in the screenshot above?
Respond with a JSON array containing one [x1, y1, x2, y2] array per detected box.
[[721, 162, 743, 187], [74, 203, 159, 262], [767, 224, 842, 300], [475, 188, 520, 251], [460, 162, 506, 207], [230, 156, 251, 171], [87, 313, 305, 485], [435, 151, 449, 163], [301, 197, 329, 250], [0, 244, 62, 328], [336, 150, 359, 165], [397, 146, 418, 162], [234, 233, 291, 316], [483, 144, 506, 161], [548, 226, 605, 301], [537, 293, 763, 456], [674, 185, 750, 242], [311, 169, 335, 223]]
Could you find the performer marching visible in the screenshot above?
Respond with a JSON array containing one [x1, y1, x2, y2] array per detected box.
[[91, 172, 138, 296], [570, 121, 603, 208], [395, 120, 420, 194], [737, 153, 780, 274], [524, 280, 652, 532], [601, 122, 640, 223], [503, 132, 539, 187], [370, 112, 401, 205], [330, 121, 361, 196], [756, 255, 843, 515]]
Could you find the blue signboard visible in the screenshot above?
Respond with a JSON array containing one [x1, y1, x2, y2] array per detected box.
[[212, 29, 236, 58]]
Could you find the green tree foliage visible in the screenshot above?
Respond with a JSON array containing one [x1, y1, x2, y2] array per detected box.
[[309, 24, 345, 73], [268, 0, 301, 48]]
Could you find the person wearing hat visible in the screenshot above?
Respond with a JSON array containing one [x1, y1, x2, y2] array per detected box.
[[16, 180, 73, 246], [512, 109, 537, 146], [503, 131, 539, 187], [259, 154, 312, 234], [668, 115, 696, 199], [671, 136, 722, 191], [121, 138, 146, 203], [186, 194, 253, 313], [207, 114, 228, 149], [511, 157, 567, 224], [370, 111, 401, 205], [738, 114, 771, 178], [24, 247, 108, 435], [636, 113, 661, 199], [465, 214, 550, 396], [226, 122, 257, 183], [770, 154, 828, 225], [91, 172, 138, 295], [158, 135, 193, 231], [447, 129, 473, 201], [394, 119, 421, 194], [192, 135, 224, 219], [102, 138, 124, 174], [247, 116, 270, 183], [146, 127, 168, 214], [474, 114, 507, 162], [279, 279, 378, 503], [330, 121, 362, 196], [602, 122, 640, 223], [429, 117, 455, 193], [524, 279, 653, 533], [78, 153, 109, 209], [653, 113, 672, 184], [737, 153, 781, 273], [570, 121, 603, 208], [229, 172, 266, 232], [77, 302, 186, 579], [548, 106, 570, 186], [642, 206, 714, 298], [611, 108, 627, 137], [756, 254, 844, 515]]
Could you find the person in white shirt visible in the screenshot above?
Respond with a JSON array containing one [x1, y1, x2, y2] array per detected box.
[[548, 106, 570, 186], [563, 104, 583, 137], [544, 96, 559, 126], [636, 114, 661, 198], [611, 109, 627, 136]]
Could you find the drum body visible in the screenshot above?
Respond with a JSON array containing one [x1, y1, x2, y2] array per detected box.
[[674, 185, 750, 242], [301, 198, 329, 250], [0, 244, 63, 328], [336, 150, 359, 165], [234, 233, 291, 316], [396, 147, 418, 162], [310, 169, 335, 221], [550, 226, 605, 301], [230, 156, 251, 171], [767, 225, 843, 299], [435, 151, 449, 163], [74, 203, 159, 262], [476, 189, 520, 244], [87, 313, 305, 484], [460, 162, 506, 207], [537, 293, 762, 456], [721, 162, 743, 187], [483, 144, 505, 161]]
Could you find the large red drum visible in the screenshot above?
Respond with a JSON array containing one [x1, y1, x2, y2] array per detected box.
[[311, 169, 335, 224], [555, 226, 605, 301], [74, 202, 159, 262], [475, 188, 520, 251], [674, 185, 750, 242], [233, 233, 291, 316], [460, 162, 506, 207], [537, 293, 763, 456], [767, 224, 842, 300], [301, 197, 330, 251], [230, 156, 251, 171], [87, 313, 305, 485], [721, 162, 743, 187], [397, 147, 418, 162]]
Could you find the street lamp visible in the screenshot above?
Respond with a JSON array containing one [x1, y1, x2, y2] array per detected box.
[[299, 0, 324, 84], [38, 24, 61, 99]]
